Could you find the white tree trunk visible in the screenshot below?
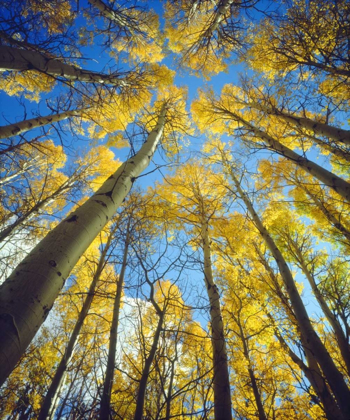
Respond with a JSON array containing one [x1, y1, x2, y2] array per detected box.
[[0, 104, 166, 385], [249, 101, 350, 146], [228, 166, 350, 418], [200, 218, 232, 420], [235, 113, 350, 203], [0, 110, 83, 140], [0, 46, 127, 86]]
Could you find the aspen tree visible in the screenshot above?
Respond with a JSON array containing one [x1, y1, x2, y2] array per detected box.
[[154, 162, 232, 420], [0, 102, 168, 385], [99, 221, 130, 420], [279, 225, 350, 376], [37, 226, 117, 420], [165, 0, 256, 77], [0, 109, 85, 140], [232, 91, 350, 147], [258, 159, 350, 249], [192, 93, 350, 203], [0, 46, 132, 86], [219, 154, 350, 419]]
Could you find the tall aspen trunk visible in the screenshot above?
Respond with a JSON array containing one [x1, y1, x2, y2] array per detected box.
[[0, 105, 166, 385], [99, 228, 130, 420], [88, 0, 137, 31], [228, 167, 350, 418], [37, 233, 114, 420], [249, 102, 350, 146], [257, 256, 343, 419], [203, 0, 235, 37], [272, 322, 344, 420], [293, 247, 350, 376], [237, 322, 267, 420], [200, 218, 232, 420], [234, 113, 350, 203], [0, 110, 83, 140], [0, 46, 127, 86], [133, 311, 164, 420]]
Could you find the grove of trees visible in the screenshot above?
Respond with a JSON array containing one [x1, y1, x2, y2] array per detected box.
[[0, 0, 349, 419]]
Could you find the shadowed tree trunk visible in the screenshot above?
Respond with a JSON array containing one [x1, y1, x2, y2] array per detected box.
[[200, 216, 232, 420], [0, 109, 84, 140], [99, 225, 130, 420], [0, 46, 127, 86], [227, 164, 350, 419]]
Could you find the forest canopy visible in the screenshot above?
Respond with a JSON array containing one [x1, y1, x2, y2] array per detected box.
[[0, 0, 350, 419]]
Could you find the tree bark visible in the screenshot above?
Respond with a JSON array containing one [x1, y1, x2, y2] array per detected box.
[[37, 232, 114, 420], [201, 218, 232, 420], [0, 110, 83, 140], [272, 321, 344, 420], [133, 311, 164, 420], [99, 227, 130, 420], [0, 104, 166, 386], [237, 319, 267, 420], [292, 244, 350, 376], [247, 101, 350, 146], [0, 46, 126, 86], [228, 166, 350, 419], [233, 113, 350, 203]]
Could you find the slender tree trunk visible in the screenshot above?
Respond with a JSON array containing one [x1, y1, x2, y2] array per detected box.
[[99, 228, 130, 420], [38, 233, 114, 420], [0, 110, 83, 140], [133, 311, 164, 420], [228, 166, 350, 418], [293, 246, 350, 376], [0, 46, 126, 86], [237, 321, 267, 420], [234, 113, 350, 203], [257, 257, 343, 419], [248, 101, 350, 146], [200, 218, 232, 420], [203, 0, 235, 37], [272, 322, 344, 420], [0, 104, 166, 385], [88, 0, 137, 31], [165, 358, 176, 420]]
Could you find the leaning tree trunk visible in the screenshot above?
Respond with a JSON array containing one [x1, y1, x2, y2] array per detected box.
[[271, 320, 344, 420], [0, 104, 166, 385], [256, 256, 343, 420], [88, 0, 138, 30], [0, 109, 84, 140], [200, 217, 232, 420], [228, 167, 350, 419], [249, 102, 350, 146], [234, 113, 350, 203], [0, 46, 127, 86], [37, 231, 115, 420], [237, 322, 267, 420], [99, 228, 130, 420], [294, 247, 350, 376]]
